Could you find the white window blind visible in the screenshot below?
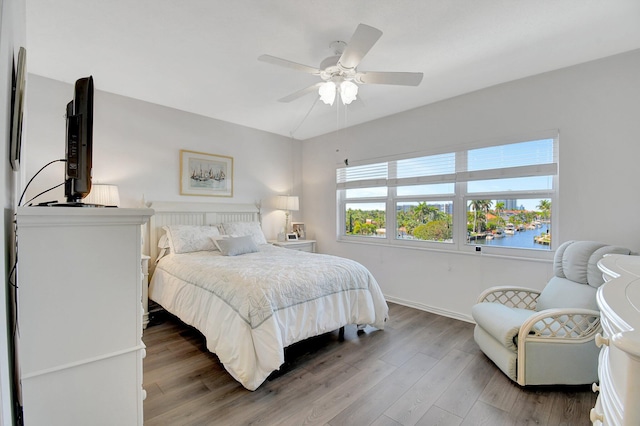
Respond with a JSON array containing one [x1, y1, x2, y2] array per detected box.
[[336, 162, 387, 189], [337, 153, 456, 189], [337, 139, 556, 189], [458, 139, 557, 183]]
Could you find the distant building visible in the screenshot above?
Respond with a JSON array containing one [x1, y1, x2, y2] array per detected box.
[[498, 199, 519, 210], [396, 202, 453, 216]]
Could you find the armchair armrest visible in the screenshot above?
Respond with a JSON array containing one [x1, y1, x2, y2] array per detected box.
[[515, 308, 601, 386], [519, 308, 601, 345], [477, 286, 541, 310]]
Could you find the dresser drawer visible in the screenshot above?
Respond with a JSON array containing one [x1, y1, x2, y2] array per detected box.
[[270, 240, 316, 253]]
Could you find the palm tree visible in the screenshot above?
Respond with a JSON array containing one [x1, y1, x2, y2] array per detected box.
[[427, 205, 444, 222], [481, 200, 493, 229], [537, 200, 552, 235], [469, 200, 482, 233], [469, 200, 492, 233], [412, 202, 432, 224], [495, 201, 505, 226], [537, 200, 551, 221], [473, 200, 493, 232]]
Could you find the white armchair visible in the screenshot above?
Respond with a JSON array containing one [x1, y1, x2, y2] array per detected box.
[[472, 240, 632, 386]]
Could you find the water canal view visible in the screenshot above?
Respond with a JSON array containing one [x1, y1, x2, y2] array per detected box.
[[345, 198, 551, 250], [466, 199, 551, 250], [470, 223, 550, 250]]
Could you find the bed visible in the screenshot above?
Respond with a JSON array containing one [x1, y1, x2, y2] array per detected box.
[[146, 201, 389, 391]]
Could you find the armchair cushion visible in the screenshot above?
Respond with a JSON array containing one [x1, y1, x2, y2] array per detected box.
[[554, 240, 603, 284], [535, 276, 598, 311], [554, 240, 631, 288], [471, 303, 536, 351]]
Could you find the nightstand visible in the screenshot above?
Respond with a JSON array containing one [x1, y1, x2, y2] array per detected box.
[[270, 240, 316, 253]]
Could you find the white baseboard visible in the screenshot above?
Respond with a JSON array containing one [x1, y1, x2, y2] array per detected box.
[[384, 295, 475, 324]]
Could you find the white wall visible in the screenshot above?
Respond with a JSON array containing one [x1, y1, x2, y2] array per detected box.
[[24, 75, 302, 239], [1, 0, 25, 422], [302, 49, 640, 321], [22, 50, 640, 323]]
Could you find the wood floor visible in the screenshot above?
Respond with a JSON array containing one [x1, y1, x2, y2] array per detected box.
[[142, 302, 596, 425]]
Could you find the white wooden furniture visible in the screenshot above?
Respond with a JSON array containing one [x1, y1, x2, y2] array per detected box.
[[592, 255, 640, 425], [270, 239, 316, 253], [16, 207, 153, 426], [142, 254, 151, 328]]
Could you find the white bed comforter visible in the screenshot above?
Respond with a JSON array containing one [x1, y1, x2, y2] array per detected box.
[[149, 244, 388, 390]]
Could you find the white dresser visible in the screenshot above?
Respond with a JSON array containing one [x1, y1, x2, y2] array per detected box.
[[16, 207, 153, 426], [592, 255, 640, 425]]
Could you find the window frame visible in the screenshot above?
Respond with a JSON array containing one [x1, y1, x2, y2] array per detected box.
[[336, 131, 558, 259]]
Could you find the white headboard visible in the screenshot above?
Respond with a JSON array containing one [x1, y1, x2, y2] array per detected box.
[[146, 201, 260, 269]]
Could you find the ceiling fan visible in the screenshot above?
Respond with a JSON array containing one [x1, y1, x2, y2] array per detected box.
[[258, 23, 424, 106]]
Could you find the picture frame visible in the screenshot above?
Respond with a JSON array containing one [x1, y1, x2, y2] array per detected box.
[[180, 150, 233, 197], [10, 47, 26, 171], [292, 222, 306, 240], [286, 233, 298, 241]]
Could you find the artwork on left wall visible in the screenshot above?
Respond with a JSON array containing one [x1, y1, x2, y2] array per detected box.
[[10, 47, 26, 171], [180, 149, 234, 197]]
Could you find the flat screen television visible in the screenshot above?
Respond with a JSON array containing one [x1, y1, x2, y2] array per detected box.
[[63, 76, 94, 204]]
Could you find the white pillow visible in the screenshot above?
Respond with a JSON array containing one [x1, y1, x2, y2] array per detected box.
[[162, 225, 221, 254], [155, 234, 171, 262], [221, 222, 267, 246], [158, 234, 170, 249], [214, 235, 259, 256]]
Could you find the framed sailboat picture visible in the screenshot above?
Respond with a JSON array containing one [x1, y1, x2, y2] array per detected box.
[[180, 150, 233, 197]]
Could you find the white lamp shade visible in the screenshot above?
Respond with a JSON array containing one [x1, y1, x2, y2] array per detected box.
[[84, 184, 120, 206], [340, 81, 358, 105], [275, 195, 299, 211], [318, 82, 336, 105]]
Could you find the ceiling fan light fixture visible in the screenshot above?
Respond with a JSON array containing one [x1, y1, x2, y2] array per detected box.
[[339, 81, 358, 105], [319, 81, 336, 105], [260, 24, 423, 109]]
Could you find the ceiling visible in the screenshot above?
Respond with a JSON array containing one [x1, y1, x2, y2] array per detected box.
[[26, 1, 640, 141]]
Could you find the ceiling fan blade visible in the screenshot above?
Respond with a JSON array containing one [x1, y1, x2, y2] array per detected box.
[[278, 83, 323, 103], [338, 24, 383, 70], [258, 54, 321, 75], [356, 71, 424, 86]]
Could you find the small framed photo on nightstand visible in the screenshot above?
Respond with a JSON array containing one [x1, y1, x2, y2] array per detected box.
[[286, 233, 298, 241], [292, 222, 305, 239]]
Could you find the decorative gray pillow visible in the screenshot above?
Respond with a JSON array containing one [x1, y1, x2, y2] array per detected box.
[[214, 235, 259, 256]]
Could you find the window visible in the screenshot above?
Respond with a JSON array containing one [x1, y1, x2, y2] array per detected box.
[[337, 133, 558, 256], [345, 202, 386, 238], [397, 201, 453, 243], [467, 198, 552, 250], [463, 139, 556, 251], [338, 163, 388, 239]]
